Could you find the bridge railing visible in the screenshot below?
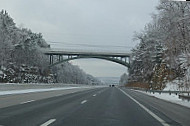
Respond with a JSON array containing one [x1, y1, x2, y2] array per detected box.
[[42, 48, 131, 54]]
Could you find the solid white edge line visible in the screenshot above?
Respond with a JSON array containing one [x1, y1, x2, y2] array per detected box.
[[20, 100, 35, 104], [118, 88, 170, 126], [81, 100, 87, 104], [40, 119, 56, 126]]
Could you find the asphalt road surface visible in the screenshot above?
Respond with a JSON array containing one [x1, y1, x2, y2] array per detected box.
[[0, 87, 189, 126]]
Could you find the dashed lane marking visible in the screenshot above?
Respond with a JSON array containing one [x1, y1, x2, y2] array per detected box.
[[40, 119, 56, 126], [20, 100, 35, 104], [81, 100, 87, 104]]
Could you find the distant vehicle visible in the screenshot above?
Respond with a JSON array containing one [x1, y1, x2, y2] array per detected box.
[[109, 84, 115, 87]]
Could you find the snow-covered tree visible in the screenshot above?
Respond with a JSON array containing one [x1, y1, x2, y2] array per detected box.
[[0, 10, 101, 84], [128, 0, 190, 90], [119, 73, 128, 85], [51, 62, 101, 85]]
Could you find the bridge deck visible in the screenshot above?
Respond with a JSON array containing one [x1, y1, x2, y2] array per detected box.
[[44, 50, 131, 57]]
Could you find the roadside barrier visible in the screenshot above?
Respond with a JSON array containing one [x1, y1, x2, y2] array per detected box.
[[126, 87, 190, 101]]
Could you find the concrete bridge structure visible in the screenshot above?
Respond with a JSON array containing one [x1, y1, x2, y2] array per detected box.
[[43, 49, 131, 68]]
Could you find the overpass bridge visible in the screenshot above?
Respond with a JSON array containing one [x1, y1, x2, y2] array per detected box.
[[43, 48, 131, 68]]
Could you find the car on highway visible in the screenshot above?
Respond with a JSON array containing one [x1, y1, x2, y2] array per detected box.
[[109, 84, 115, 87]]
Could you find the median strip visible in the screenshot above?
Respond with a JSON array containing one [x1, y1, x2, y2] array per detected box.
[[118, 88, 170, 126], [0, 87, 88, 96], [40, 119, 56, 126]]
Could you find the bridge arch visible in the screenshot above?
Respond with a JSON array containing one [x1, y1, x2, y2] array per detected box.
[[44, 50, 131, 68], [49, 55, 130, 68]]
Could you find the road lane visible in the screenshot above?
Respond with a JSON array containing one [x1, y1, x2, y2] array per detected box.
[[0, 87, 187, 126], [0, 88, 105, 126], [52, 87, 163, 126], [121, 88, 190, 126], [118, 88, 169, 126], [0, 87, 98, 108]]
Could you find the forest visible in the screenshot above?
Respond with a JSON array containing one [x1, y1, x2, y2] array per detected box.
[[0, 10, 101, 85], [126, 0, 190, 90]]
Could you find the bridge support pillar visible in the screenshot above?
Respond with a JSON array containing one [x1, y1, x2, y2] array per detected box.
[[50, 55, 53, 65]]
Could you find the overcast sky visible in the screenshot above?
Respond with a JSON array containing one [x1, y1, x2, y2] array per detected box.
[[0, 0, 160, 78]]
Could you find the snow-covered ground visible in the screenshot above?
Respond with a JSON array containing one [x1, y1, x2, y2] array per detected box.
[[0, 86, 93, 96], [0, 87, 78, 95], [164, 80, 190, 91], [0, 83, 99, 91], [0, 83, 104, 96], [131, 81, 190, 108], [163, 80, 179, 91], [133, 89, 190, 108]]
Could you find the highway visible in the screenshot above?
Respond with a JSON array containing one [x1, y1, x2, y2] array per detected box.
[[0, 87, 189, 126]]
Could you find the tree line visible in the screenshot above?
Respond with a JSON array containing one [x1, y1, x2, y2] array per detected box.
[[127, 0, 190, 90], [0, 10, 101, 85]]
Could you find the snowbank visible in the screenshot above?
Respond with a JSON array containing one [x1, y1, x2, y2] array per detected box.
[[163, 80, 180, 91], [0, 87, 78, 95], [133, 89, 190, 108], [0, 86, 94, 96], [164, 79, 190, 91]]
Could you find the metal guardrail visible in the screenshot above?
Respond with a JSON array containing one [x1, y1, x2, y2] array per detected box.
[[126, 87, 190, 95], [126, 87, 190, 101], [179, 95, 190, 101], [146, 90, 190, 96]]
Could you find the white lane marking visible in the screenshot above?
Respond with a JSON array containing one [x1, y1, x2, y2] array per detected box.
[[118, 88, 170, 126], [81, 100, 87, 104], [93, 94, 96, 97], [20, 100, 35, 104], [40, 119, 56, 126]]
